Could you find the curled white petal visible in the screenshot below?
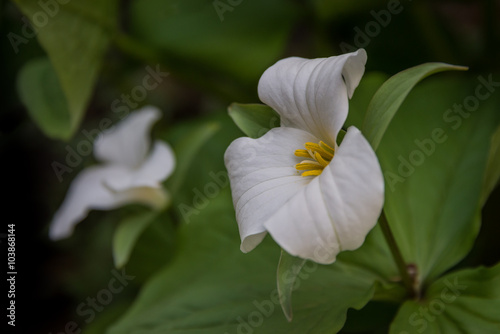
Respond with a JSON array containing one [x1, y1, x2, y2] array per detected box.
[[94, 106, 162, 168], [49, 163, 170, 241], [224, 127, 319, 252], [264, 127, 384, 263], [106, 141, 176, 191], [258, 49, 367, 146]]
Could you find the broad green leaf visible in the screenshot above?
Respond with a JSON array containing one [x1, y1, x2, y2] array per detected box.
[[363, 62, 468, 150], [390, 263, 500, 333], [112, 210, 158, 269], [165, 121, 221, 194], [276, 250, 305, 322], [108, 190, 403, 334], [130, 0, 298, 86], [378, 76, 500, 285], [17, 57, 71, 139], [14, 0, 118, 139], [228, 103, 280, 138], [481, 124, 500, 205]]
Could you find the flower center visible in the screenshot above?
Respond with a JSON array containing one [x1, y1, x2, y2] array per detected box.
[[294, 141, 335, 177]]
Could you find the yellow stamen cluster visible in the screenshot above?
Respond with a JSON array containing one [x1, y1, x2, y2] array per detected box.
[[294, 141, 335, 177]]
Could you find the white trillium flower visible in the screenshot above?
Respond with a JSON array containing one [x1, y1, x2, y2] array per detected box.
[[224, 49, 384, 264], [49, 106, 175, 240]]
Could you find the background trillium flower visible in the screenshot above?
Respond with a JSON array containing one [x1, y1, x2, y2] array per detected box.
[[49, 106, 175, 240], [224, 49, 385, 264]]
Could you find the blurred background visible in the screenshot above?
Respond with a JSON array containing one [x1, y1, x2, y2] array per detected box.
[[1, 0, 499, 333]]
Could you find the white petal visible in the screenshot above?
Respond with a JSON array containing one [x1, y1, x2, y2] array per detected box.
[[49, 165, 168, 240], [264, 126, 384, 264], [94, 106, 162, 168], [224, 127, 319, 252], [258, 50, 367, 146], [105, 141, 176, 191]]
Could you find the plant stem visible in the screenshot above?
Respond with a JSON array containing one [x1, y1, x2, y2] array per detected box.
[[379, 211, 415, 298]]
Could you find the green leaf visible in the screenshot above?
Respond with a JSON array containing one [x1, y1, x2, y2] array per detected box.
[[390, 263, 500, 333], [166, 121, 221, 194], [16, 57, 72, 139], [363, 62, 468, 150], [112, 210, 158, 269], [123, 211, 177, 283], [14, 0, 118, 139], [276, 250, 306, 322], [130, 0, 298, 85], [107, 190, 403, 334], [481, 124, 500, 205], [378, 76, 500, 285], [228, 103, 280, 138]]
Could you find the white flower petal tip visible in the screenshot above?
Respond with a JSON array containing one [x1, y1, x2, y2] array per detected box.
[[49, 106, 175, 241], [94, 105, 163, 168], [226, 50, 384, 264], [257, 49, 367, 146]]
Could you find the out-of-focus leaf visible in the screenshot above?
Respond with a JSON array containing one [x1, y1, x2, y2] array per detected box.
[[107, 189, 403, 334], [390, 263, 500, 333], [166, 121, 221, 194], [112, 210, 158, 269], [378, 76, 500, 285], [363, 62, 467, 150], [165, 113, 242, 224], [276, 250, 305, 322], [17, 57, 71, 139], [129, 0, 298, 85], [228, 103, 279, 138], [481, 124, 500, 205], [124, 211, 177, 283], [14, 0, 118, 139]]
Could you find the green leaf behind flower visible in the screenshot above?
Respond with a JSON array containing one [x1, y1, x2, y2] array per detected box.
[[276, 250, 305, 322], [363, 62, 468, 150], [378, 76, 500, 285], [228, 103, 280, 138]]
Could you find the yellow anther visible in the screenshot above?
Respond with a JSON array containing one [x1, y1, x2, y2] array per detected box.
[[314, 152, 329, 167], [295, 141, 335, 177], [304, 142, 333, 160], [294, 149, 312, 158], [319, 141, 335, 155], [295, 162, 323, 171], [301, 170, 323, 177]]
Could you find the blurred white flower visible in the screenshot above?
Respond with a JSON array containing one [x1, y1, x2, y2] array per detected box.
[[224, 49, 384, 264], [49, 106, 175, 240]]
